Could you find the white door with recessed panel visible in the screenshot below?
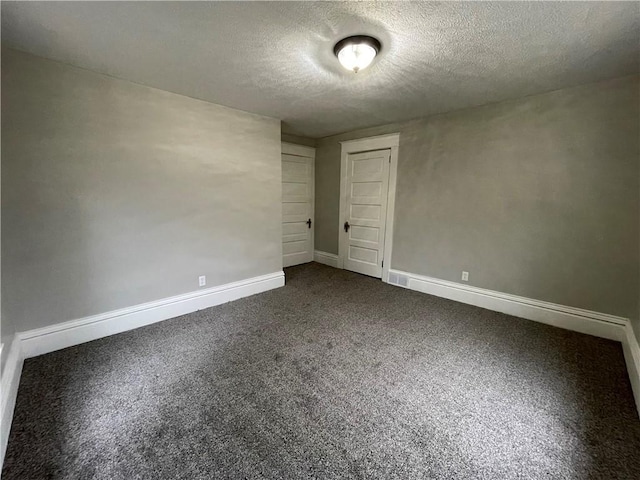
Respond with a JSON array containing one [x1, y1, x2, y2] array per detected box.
[[340, 149, 391, 278], [282, 146, 314, 267]]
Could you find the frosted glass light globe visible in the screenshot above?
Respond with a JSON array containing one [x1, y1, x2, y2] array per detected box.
[[337, 43, 377, 73], [334, 36, 381, 73]]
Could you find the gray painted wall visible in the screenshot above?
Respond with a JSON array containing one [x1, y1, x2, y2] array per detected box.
[[2, 49, 282, 332], [315, 76, 640, 322]]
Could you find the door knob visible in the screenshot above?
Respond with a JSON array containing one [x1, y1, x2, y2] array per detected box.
[[306, 218, 312, 229], [344, 221, 350, 232]]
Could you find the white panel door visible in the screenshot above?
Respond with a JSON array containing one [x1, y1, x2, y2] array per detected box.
[[282, 153, 313, 267], [341, 149, 391, 278]]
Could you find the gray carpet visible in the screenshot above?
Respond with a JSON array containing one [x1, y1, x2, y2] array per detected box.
[[3, 262, 640, 479]]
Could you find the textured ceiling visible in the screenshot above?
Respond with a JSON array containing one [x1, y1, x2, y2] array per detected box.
[[2, 1, 639, 138]]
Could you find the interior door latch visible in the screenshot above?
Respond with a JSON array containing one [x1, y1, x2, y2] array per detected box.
[[344, 221, 350, 232], [306, 218, 312, 229]]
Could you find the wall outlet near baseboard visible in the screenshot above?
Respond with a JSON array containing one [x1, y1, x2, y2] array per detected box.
[[199, 275, 206, 287], [461, 271, 469, 282]]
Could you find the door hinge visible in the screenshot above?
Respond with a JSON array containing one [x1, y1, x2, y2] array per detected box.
[[382, 260, 384, 267]]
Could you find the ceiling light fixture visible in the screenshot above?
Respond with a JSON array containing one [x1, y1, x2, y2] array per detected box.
[[334, 35, 381, 73]]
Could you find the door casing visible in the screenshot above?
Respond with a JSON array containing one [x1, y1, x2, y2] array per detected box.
[[282, 142, 315, 268], [338, 133, 400, 283]]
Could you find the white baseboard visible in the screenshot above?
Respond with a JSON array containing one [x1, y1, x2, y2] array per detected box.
[[18, 271, 285, 359], [1, 336, 24, 467], [387, 269, 628, 341], [0, 271, 284, 469], [314, 250, 339, 268], [623, 323, 640, 415], [388, 269, 639, 414]]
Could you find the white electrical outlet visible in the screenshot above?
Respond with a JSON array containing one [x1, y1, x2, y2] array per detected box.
[[461, 271, 469, 282], [199, 275, 206, 287]]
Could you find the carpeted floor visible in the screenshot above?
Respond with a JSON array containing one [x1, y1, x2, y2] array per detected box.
[[3, 262, 640, 479]]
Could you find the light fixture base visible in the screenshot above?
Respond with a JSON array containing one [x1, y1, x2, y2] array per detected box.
[[333, 35, 381, 57]]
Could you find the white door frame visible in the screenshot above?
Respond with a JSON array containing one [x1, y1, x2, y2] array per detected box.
[[338, 133, 399, 283], [281, 142, 315, 265]]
